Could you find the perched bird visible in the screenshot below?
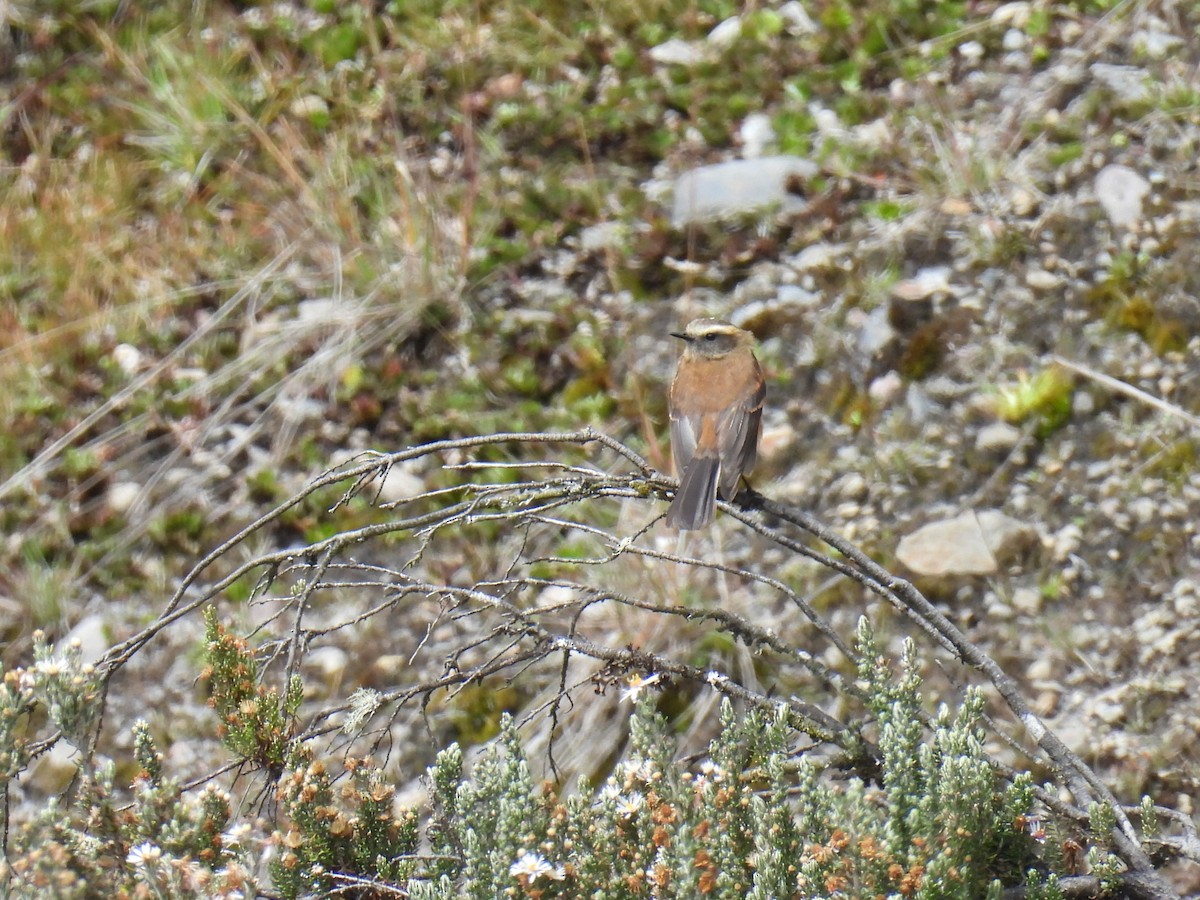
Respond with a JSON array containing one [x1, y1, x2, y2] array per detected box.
[[665, 318, 765, 530]]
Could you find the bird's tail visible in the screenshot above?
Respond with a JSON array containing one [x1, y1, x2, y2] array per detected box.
[[666, 457, 719, 530]]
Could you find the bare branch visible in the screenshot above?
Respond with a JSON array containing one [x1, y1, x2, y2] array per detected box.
[[75, 429, 1190, 891]]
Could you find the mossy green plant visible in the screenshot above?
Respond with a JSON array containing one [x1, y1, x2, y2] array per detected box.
[[201, 607, 302, 774], [993, 366, 1074, 438]]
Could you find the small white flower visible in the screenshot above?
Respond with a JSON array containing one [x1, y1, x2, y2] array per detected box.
[[1025, 815, 1047, 843], [706, 670, 725, 686], [693, 758, 725, 790], [617, 792, 645, 819], [510, 851, 564, 882], [597, 782, 622, 803], [959, 39, 985, 62], [36, 660, 65, 678], [621, 672, 662, 703], [624, 756, 656, 783], [127, 842, 162, 868]]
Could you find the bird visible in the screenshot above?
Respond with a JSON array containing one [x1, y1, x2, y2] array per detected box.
[[665, 318, 765, 530]]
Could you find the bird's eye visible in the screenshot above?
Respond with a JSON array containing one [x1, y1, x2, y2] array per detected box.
[[704, 333, 717, 341]]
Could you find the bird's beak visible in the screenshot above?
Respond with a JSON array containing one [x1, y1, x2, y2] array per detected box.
[[670, 331, 688, 341]]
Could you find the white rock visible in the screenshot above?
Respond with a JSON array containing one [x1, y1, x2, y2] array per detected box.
[[107, 481, 142, 514], [976, 421, 1022, 453], [279, 396, 325, 422], [897, 512, 996, 576], [1090, 63, 1152, 105], [833, 472, 868, 502], [739, 113, 776, 159], [1129, 496, 1156, 525], [707, 16, 743, 48], [1012, 586, 1043, 616], [1010, 188, 1037, 216], [112, 343, 143, 376], [810, 103, 845, 138], [857, 306, 896, 358], [891, 266, 952, 300], [779, 1, 819, 34], [1170, 580, 1198, 617], [792, 242, 847, 272], [1025, 268, 1061, 291], [852, 117, 892, 150], [538, 585, 578, 607], [905, 383, 934, 424], [1132, 28, 1183, 59], [376, 463, 426, 504], [835, 501, 862, 519], [1095, 164, 1150, 228], [649, 38, 707, 66], [290, 94, 329, 120], [959, 40, 985, 62], [1034, 690, 1059, 717], [895, 509, 1034, 577], [991, 2, 1031, 26], [868, 371, 903, 405], [372, 655, 407, 683], [670, 156, 817, 226], [776, 284, 821, 307], [64, 614, 111, 666], [759, 424, 797, 464], [977, 509, 1037, 560], [1072, 390, 1095, 416], [305, 646, 349, 693], [578, 221, 626, 252], [393, 778, 429, 814], [297, 296, 351, 325], [986, 594, 1015, 619], [167, 736, 200, 770], [1091, 697, 1125, 725]]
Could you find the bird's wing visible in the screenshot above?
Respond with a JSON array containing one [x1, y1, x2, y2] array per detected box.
[[715, 374, 765, 500], [669, 407, 700, 476]]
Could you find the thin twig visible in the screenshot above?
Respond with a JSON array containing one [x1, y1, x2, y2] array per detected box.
[[1053, 355, 1200, 432]]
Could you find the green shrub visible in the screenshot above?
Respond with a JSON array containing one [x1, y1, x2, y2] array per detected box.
[[271, 619, 1057, 899]]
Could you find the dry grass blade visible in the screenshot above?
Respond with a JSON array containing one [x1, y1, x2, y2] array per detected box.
[[1052, 355, 1200, 433]]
